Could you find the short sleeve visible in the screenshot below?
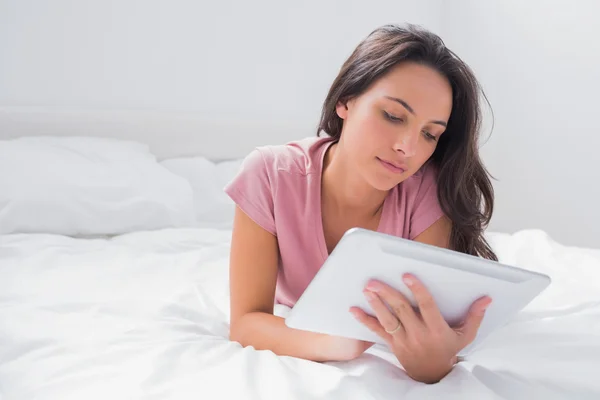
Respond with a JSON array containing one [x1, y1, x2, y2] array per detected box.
[[223, 148, 277, 235], [409, 162, 445, 239]]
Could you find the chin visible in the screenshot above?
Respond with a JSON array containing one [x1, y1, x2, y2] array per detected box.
[[367, 159, 414, 190]]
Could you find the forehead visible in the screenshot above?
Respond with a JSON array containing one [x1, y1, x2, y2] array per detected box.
[[367, 62, 453, 119]]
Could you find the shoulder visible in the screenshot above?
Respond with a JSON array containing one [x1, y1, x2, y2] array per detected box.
[[224, 136, 332, 235], [250, 136, 333, 176], [226, 135, 333, 196]]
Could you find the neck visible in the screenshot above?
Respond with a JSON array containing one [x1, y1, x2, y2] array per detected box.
[[321, 141, 387, 217]]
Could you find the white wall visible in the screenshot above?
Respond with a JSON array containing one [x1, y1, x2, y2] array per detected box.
[[0, 0, 441, 123], [440, 0, 600, 248], [1, 1, 598, 248]]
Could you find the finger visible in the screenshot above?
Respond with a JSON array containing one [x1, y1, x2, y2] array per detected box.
[[403, 274, 447, 331], [363, 290, 406, 337], [455, 296, 492, 346], [365, 280, 421, 330], [349, 306, 391, 342]]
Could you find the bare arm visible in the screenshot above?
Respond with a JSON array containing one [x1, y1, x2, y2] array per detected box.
[[413, 215, 452, 248], [228, 206, 366, 361]]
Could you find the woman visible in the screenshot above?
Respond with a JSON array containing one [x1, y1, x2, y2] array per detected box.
[[224, 23, 497, 384]]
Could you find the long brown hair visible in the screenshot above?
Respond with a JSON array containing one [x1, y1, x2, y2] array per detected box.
[[317, 23, 498, 261]]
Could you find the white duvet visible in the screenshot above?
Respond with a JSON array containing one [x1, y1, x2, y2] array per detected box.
[[1, 228, 599, 400]]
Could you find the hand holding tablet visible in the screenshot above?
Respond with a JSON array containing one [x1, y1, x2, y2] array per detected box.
[[285, 228, 551, 357], [350, 272, 492, 382]]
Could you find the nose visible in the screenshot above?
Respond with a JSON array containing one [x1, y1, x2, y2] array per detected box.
[[393, 130, 419, 157]]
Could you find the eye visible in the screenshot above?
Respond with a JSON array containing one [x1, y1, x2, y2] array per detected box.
[[423, 130, 437, 141], [383, 111, 404, 123]]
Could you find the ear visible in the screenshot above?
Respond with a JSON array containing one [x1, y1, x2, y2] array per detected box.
[[335, 100, 349, 120]]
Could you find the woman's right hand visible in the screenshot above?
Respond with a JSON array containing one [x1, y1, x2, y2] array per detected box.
[[230, 206, 373, 363], [319, 334, 375, 361], [230, 206, 374, 363]]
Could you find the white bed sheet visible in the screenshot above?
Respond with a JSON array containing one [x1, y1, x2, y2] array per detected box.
[[0, 228, 599, 400]]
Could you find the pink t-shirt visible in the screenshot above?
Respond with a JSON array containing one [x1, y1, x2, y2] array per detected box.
[[224, 136, 445, 307]]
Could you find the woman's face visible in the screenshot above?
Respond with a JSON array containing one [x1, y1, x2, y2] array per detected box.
[[336, 61, 453, 191]]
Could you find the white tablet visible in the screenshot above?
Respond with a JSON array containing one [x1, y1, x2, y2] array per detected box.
[[285, 228, 551, 356]]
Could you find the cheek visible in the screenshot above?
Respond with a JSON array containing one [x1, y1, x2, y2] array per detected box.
[[370, 116, 391, 138], [412, 144, 437, 169], [352, 114, 389, 148], [344, 113, 380, 151]]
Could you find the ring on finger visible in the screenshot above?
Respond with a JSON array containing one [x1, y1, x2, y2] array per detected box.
[[385, 320, 402, 334]]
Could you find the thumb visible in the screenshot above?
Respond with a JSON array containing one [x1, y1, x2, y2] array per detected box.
[[456, 296, 492, 347]]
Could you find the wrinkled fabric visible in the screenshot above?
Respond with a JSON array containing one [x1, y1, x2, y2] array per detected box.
[[0, 228, 599, 400]]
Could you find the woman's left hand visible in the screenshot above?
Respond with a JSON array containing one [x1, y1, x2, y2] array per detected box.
[[350, 273, 492, 384]]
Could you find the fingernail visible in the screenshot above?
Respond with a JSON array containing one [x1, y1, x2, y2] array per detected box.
[[349, 309, 360, 319], [481, 299, 492, 313], [403, 275, 414, 286], [365, 281, 381, 292]]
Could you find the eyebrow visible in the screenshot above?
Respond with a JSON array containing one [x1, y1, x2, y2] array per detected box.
[[384, 96, 448, 127]]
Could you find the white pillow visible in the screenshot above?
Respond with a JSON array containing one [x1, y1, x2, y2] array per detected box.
[[160, 156, 243, 229], [0, 136, 196, 236]]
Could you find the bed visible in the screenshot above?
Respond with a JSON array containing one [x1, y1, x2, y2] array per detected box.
[[1, 108, 600, 400]]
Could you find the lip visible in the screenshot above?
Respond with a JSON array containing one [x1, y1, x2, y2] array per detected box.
[[377, 157, 407, 174]]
